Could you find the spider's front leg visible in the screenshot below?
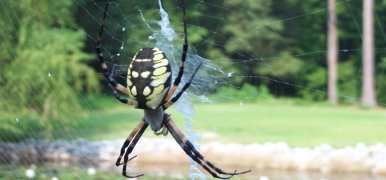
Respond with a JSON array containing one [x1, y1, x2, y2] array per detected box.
[[96, 2, 134, 106], [164, 0, 189, 101], [163, 114, 251, 179]]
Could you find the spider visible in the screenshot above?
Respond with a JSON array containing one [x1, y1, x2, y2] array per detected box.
[[95, 0, 251, 179]]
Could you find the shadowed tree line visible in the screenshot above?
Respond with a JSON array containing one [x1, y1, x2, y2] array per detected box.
[[78, 0, 386, 105]]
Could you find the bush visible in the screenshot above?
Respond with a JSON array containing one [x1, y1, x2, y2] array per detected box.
[[377, 58, 386, 104], [300, 67, 327, 101], [0, 1, 99, 141], [210, 84, 273, 102], [0, 112, 46, 142], [338, 61, 359, 103]]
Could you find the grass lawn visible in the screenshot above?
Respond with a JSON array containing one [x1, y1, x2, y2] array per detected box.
[[69, 99, 386, 147]]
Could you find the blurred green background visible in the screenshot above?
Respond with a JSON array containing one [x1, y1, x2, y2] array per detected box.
[[0, 0, 385, 179], [1, 0, 385, 142]]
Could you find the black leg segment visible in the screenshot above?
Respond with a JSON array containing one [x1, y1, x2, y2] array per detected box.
[[163, 115, 251, 179], [115, 120, 149, 178], [96, 2, 131, 104]]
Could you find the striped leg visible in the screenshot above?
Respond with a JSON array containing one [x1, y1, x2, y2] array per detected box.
[[115, 120, 147, 166], [165, 0, 189, 101], [163, 115, 251, 179], [116, 120, 149, 178], [96, 2, 132, 105], [163, 62, 202, 109]]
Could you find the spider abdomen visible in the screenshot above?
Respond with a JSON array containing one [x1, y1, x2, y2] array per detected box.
[[127, 48, 172, 110]]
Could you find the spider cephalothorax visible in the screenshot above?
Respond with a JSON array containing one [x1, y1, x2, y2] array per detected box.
[[95, 0, 250, 179]]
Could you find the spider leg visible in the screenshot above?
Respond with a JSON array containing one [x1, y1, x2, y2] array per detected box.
[[163, 61, 202, 109], [165, 0, 189, 101], [119, 120, 148, 178], [115, 120, 147, 166], [96, 2, 132, 105], [163, 115, 251, 179]]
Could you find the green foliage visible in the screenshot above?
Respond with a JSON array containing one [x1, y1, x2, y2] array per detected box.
[[338, 61, 359, 103], [257, 52, 303, 77], [217, 0, 287, 87], [377, 58, 386, 104], [0, 0, 98, 139], [17, 0, 74, 27], [223, 0, 283, 54], [0, 113, 44, 142], [211, 84, 273, 102], [300, 67, 327, 101], [1, 25, 98, 115]]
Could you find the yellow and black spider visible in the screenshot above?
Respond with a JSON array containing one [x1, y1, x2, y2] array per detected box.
[[95, 0, 250, 179]]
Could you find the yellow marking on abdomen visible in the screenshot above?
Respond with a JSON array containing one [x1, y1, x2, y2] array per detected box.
[[127, 79, 133, 86], [146, 87, 167, 109], [153, 67, 167, 76], [147, 85, 164, 99], [132, 71, 139, 78], [143, 86, 151, 96], [153, 54, 164, 61], [153, 59, 168, 68], [130, 86, 137, 96], [141, 71, 151, 78], [151, 75, 169, 87]]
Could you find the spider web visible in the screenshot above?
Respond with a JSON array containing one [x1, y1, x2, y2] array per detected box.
[[1, 0, 386, 179]]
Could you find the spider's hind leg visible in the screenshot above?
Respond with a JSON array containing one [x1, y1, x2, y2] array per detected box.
[[115, 120, 148, 178], [163, 114, 251, 179], [115, 120, 146, 166]]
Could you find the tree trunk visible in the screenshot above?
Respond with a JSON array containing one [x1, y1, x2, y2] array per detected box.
[[361, 0, 377, 107], [327, 0, 338, 104]]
